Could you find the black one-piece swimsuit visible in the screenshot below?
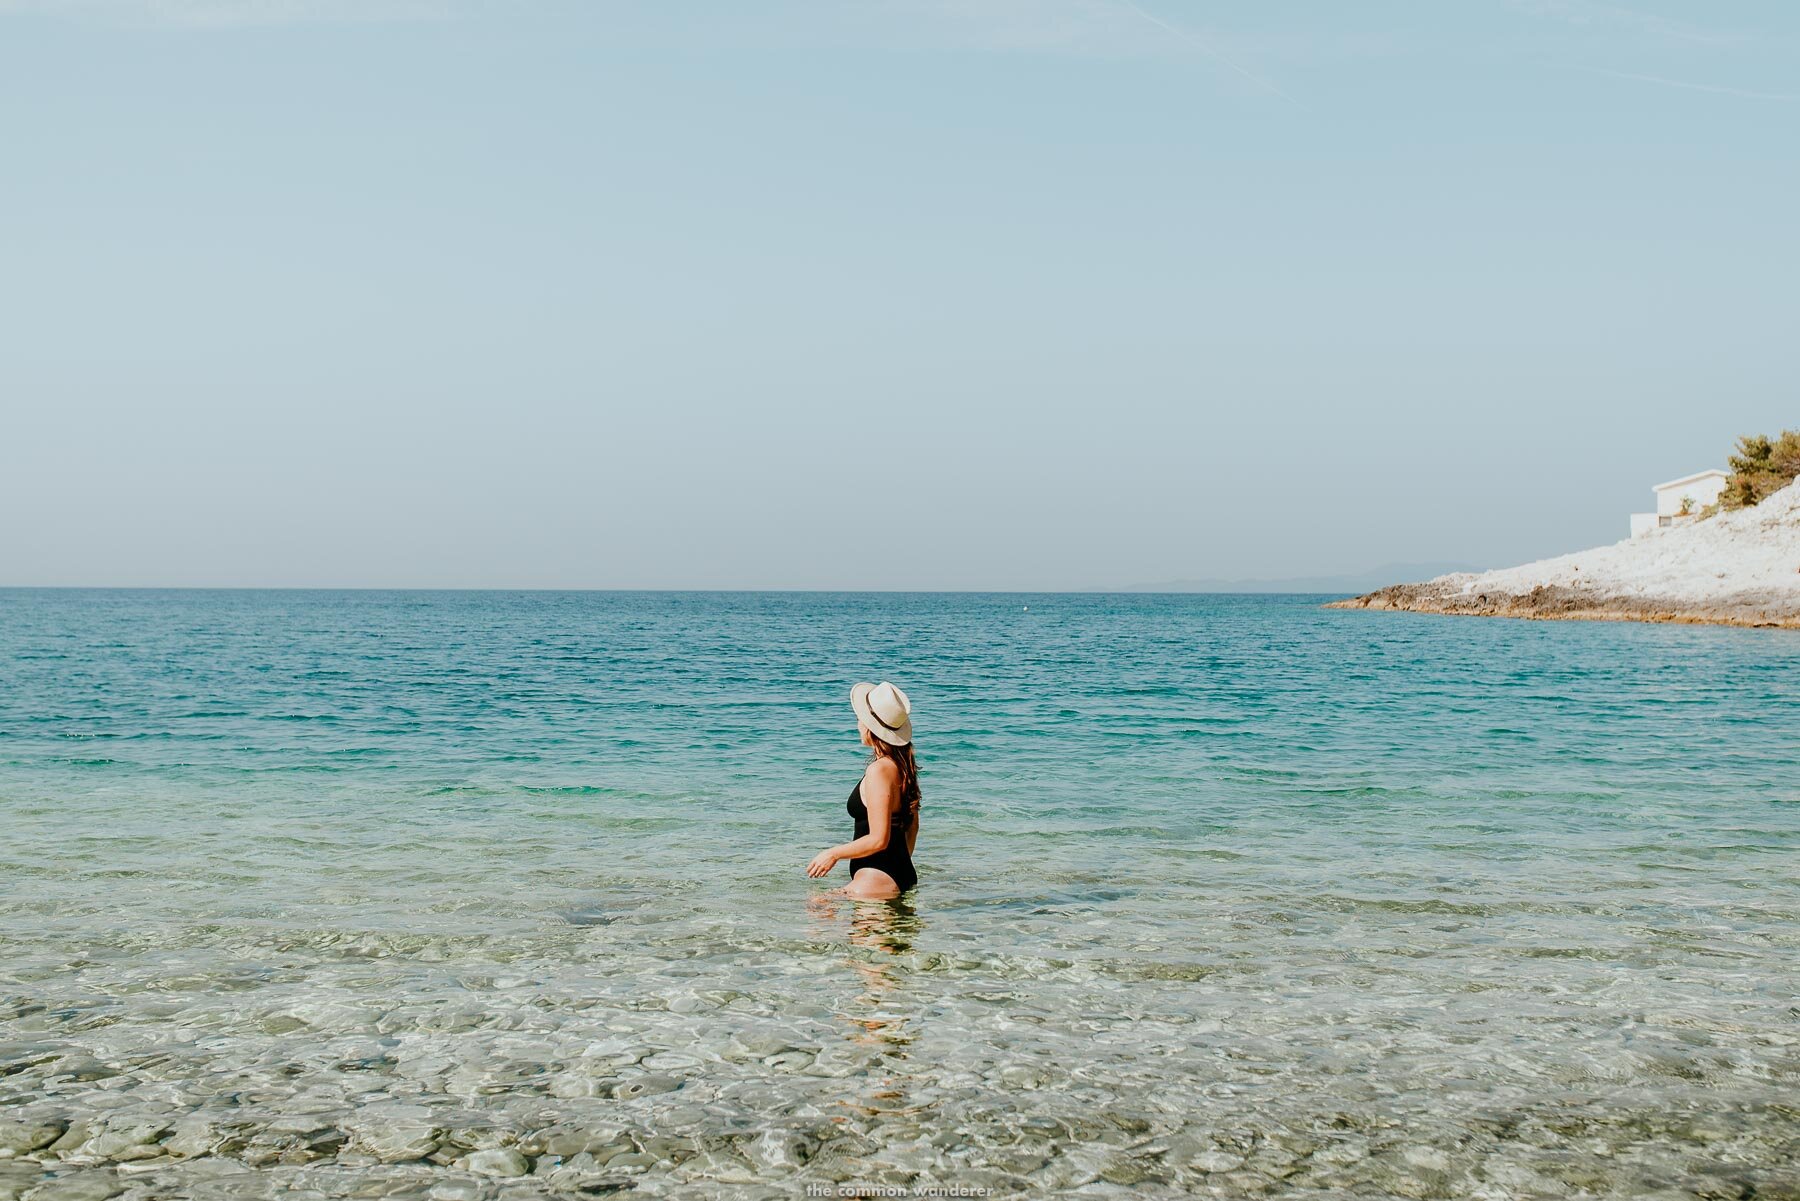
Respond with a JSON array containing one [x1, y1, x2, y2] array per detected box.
[[846, 782, 917, 892]]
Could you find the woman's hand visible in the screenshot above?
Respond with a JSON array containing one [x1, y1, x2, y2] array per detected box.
[[806, 849, 839, 878]]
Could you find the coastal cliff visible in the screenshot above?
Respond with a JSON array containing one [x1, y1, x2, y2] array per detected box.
[[1329, 480, 1800, 629]]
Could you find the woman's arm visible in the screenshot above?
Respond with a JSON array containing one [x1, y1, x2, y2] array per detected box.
[[806, 759, 900, 878]]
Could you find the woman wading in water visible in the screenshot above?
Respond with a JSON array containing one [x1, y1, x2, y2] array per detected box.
[[806, 681, 920, 899]]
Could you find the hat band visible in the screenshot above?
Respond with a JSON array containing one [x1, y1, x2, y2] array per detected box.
[[864, 693, 905, 734]]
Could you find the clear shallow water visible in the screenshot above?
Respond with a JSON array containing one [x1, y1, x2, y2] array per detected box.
[[1, 589, 1797, 1200]]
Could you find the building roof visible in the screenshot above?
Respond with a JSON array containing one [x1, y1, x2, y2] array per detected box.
[[1653, 469, 1729, 492]]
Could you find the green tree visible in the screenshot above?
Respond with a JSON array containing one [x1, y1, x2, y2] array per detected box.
[[1721, 428, 1800, 509]]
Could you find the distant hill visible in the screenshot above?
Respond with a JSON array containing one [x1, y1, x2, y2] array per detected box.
[[1115, 562, 1479, 595]]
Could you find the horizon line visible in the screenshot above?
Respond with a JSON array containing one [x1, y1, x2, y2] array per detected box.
[[0, 584, 1359, 596]]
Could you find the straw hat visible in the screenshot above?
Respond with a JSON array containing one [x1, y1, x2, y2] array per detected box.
[[851, 681, 913, 746]]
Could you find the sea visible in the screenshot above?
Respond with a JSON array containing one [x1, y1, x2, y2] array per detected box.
[[2, 589, 1797, 1199]]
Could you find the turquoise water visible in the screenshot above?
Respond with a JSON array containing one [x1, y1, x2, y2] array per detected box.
[[2, 589, 1797, 1200]]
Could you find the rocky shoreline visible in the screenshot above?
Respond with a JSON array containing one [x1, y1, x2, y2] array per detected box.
[[1327, 581, 1800, 629], [1329, 479, 1800, 630]]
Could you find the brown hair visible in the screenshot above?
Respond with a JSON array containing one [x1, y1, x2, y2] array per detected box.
[[868, 738, 922, 830]]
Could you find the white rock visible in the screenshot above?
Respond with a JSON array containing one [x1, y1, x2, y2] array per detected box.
[[1402, 1145, 1453, 1172], [461, 1148, 529, 1177], [0, 1123, 63, 1157], [1424, 479, 1800, 614], [24, 1173, 124, 1201]]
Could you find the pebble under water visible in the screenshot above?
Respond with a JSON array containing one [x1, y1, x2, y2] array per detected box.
[[1, 589, 1797, 1200]]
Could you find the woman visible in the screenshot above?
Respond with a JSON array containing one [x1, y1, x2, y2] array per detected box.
[[806, 681, 921, 899]]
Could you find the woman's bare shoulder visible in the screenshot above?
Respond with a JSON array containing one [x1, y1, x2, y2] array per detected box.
[[864, 756, 901, 784]]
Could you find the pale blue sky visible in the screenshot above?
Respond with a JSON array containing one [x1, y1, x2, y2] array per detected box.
[[2, 1, 1794, 589]]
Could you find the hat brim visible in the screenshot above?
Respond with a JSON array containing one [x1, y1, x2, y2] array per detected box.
[[851, 682, 912, 746]]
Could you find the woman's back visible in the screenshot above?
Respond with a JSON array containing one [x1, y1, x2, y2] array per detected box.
[[846, 776, 917, 892]]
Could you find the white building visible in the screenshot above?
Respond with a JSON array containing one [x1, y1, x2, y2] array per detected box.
[[1629, 469, 1729, 538]]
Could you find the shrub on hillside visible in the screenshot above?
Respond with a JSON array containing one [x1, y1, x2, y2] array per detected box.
[[1721, 429, 1800, 509]]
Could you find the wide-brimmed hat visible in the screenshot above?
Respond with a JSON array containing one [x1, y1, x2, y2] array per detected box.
[[851, 681, 913, 746]]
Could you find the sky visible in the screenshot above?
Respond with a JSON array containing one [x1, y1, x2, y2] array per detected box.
[[1, 0, 1795, 590]]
